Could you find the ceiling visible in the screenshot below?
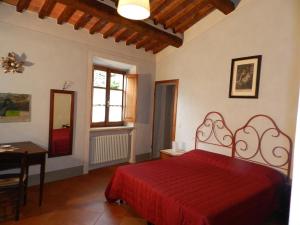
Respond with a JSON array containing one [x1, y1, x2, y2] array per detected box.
[[2, 0, 235, 53]]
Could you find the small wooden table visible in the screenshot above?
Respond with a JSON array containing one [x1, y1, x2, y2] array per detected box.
[[0, 141, 47, 206], [160, 149, 186, 159]]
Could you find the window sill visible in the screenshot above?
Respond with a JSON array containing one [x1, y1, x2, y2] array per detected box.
[[90, 126, 135, 132]]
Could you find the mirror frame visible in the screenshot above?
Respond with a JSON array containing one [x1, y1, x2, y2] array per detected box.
[[48, 89, 75, 158]]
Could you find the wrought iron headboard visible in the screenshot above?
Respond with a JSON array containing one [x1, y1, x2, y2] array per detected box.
[[195, 112, 233, 150], [233, 114, 293, 177]]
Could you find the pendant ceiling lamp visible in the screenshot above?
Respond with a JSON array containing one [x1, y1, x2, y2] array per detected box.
[[117, 0, 150, 20]]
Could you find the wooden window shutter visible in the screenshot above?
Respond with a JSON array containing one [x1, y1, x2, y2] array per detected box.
[[124, 74, 138, 122]]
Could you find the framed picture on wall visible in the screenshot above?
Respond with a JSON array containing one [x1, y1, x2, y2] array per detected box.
[[0, 93, 31, 123], [229, 55, 262, 98]]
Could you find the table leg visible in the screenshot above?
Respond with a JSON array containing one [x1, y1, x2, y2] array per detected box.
[[39, 155, 46, 206], [24, 165, 29, 205]]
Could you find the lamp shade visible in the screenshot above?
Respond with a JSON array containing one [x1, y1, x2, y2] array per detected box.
[[117, 0, 150, 20]]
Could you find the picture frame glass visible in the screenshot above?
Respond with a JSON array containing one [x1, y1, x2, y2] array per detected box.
[[0, 93, 31, 123], [229, 55, 262, 98]]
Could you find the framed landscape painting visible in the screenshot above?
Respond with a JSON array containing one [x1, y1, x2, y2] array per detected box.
[[0, 93, 31, 123], [229, 55, 262, 98]]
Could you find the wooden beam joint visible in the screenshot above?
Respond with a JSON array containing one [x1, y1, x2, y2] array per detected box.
[[74, 13, 92, 30], [89, 20, 107, 35], [57, 6, 75, 24], [208, 0, 235, 15], [16, 0, 31, 12], [39, 0, 56, 19]]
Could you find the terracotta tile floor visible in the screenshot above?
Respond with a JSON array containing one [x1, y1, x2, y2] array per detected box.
[[0, 166, 288, 225]]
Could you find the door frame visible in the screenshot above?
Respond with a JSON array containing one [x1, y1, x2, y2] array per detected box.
[[151, 79, 179, 156]]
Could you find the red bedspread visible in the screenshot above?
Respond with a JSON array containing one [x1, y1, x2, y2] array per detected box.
[[105, 150, 285, 225]]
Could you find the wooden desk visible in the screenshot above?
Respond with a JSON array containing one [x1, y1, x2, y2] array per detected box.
[[0, 141, 47, 206]]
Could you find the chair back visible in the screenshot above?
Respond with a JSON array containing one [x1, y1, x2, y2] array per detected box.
[[0, 152, 28, 184]]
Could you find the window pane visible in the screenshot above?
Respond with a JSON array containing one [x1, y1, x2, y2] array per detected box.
[[94, 70, 107, 87], [110, 73, 123, 89], [93, 88, 106, 106], [109, 106, 122, 122], [92, 88, 106, 123], [110, 90, 123, 106], [92, 106, 105, 122]]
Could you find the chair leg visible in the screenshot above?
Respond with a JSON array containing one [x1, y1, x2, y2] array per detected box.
[[15, 198, 20, 221], [23, 180, 28, 205], [15, 188, 23, 221]]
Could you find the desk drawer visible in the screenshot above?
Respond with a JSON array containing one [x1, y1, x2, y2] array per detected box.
[[28, 153, 46, 166]]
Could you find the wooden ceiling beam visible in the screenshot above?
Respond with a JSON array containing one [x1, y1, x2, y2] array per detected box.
[[208, 0, 235, 14], [90, 20, 102, 34], [89, 20, 107, 34], [57, 6, 75, 24], [152, 43, 168, 54], [136, 37, 150, 49], [16, 0, 31, 12], [115, 29, 130, 43], [154, 0, 187, 24], [103, 24, 120, 39], [164, 0, 205, 29], [74, 13, 92, 30], [145, 41, 157, 52], [126, 32, 140, 46], [174, 3, 214, 33], [151, 0, 173, 19], [56, 0, 182, 48], [9, 0, 234, 54], [151, 0, 164, 13], [39, 0, 56, 19]]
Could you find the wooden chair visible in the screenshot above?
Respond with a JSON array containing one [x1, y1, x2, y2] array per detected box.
[[0, 152, 28, 221]]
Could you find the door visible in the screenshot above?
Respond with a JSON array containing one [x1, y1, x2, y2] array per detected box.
[[152, 80, 178, 158]]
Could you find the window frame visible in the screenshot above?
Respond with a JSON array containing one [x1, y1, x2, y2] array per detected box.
[[91, 65, 126, 128]]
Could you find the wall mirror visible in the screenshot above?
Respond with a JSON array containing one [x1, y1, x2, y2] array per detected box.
[[48, 89, 75, 157]]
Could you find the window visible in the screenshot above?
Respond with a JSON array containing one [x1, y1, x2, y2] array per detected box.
[[91, 66, 126, 127]]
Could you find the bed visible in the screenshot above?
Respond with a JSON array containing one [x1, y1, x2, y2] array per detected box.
[[105, 112, 292, 225]]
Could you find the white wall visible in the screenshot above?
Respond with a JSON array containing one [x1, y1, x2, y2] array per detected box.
[[156, 0, 299, 156], [289, 0, 300, 223], [0, 3, 155, 174], [289, 89, 300, 224]]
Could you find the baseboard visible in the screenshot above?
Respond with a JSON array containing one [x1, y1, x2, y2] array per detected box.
[[89, 158, 129, 171], [28, 153, 152, 186], [136, 153, 152, 162], [28, 166, 84, 186]]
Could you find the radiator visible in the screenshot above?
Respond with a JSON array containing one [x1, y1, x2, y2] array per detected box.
[[90, 134, 129, 164]]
